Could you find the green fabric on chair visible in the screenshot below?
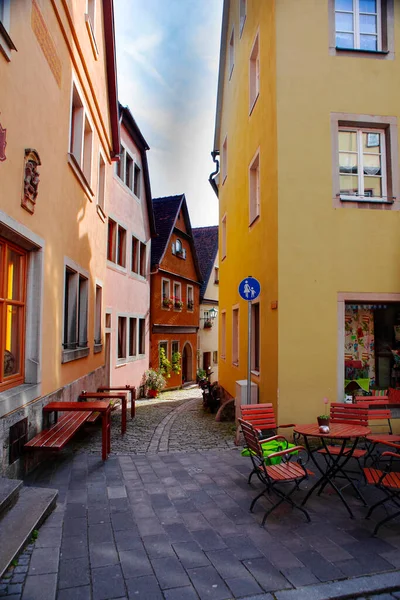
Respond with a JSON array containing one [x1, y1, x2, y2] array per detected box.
[[345, 378, 370, 393], [241, 440, 297, 465]]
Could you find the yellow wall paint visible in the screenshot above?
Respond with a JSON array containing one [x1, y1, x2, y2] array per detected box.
[[217, 0, 400, 428], [218, 0, 279, 410]]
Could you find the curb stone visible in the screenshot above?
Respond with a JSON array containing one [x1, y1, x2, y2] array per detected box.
[[272, 572, 400, 600]]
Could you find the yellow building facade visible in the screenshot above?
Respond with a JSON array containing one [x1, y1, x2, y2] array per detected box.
[[0, 0, 119, 476], [213, 0, 400, 426]]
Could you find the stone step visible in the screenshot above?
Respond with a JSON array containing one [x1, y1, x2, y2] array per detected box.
[[0, 477, 23, 518], [0, 485, 58, 577]]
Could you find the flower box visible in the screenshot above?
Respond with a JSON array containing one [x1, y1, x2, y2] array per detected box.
[[162, 297, 173, 309], [204, 320, 212, 329]]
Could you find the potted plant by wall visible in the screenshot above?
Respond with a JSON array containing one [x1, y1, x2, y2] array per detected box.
[[142, 369, 166, 398], [174, 298, 183, 310], [172, 351, 182, 375], [159, 347, 172, 378], [204, 319, 212, 329], [163, 296, 173, 309], [317, 397, 330, 426]]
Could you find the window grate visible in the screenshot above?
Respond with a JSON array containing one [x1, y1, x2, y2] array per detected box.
[[9, 418, 28, 464]]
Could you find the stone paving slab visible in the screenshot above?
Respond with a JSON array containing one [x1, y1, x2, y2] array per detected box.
[[1, 390, 399, 599]]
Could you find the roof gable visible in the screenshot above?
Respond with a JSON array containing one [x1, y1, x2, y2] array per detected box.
[[193, 226, 219, 300]]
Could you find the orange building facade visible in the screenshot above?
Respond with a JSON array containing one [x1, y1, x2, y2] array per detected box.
[[150, 196, 202, 388]]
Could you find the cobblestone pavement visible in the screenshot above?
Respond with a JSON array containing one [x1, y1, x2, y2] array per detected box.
[[1, 388, 399, 599]]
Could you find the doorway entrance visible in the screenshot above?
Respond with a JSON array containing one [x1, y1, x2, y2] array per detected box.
[[182, 342, 193, 384], [203, 352, 211, 372]]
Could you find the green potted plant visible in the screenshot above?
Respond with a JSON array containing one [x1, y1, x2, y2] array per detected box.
[[163, 296, 173, 309], [172, 351, 181, 375], [159, 347, 171, 378], [317, 397, 330, 426], [142, 369, 166, 398]]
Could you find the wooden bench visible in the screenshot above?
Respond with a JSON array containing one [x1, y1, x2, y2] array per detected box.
[[25, 411, 91, 451]]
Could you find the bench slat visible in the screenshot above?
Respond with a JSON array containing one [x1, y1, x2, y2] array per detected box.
[[25, 411, 91, 450]]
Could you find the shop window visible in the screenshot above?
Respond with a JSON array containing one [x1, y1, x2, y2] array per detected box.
[[249, 33, 260, 113], [0, 239, 26, 390]]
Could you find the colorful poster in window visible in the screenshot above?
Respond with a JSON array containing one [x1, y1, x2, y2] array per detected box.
[[344, 306, 375, 387]]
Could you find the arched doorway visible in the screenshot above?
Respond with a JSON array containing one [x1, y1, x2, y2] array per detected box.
[[182, 342, 193, 384]]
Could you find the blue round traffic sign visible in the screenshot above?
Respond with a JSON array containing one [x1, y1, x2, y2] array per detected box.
[[238, 277, 261, 301]]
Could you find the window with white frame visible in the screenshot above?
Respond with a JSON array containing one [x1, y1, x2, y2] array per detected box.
[[222, 137, 228, 183], [232, 307, 239, 365], [94, 285, 102, 348], [70, 84, 93, 186], [63, 264, 88, 359], [239, 0, 246, 36], [229, 28, 235, 78], [129, 317, 137, 357], [172, 341, 179, 356], [249, 34, 260, 113], [134, 164, 141, 198], [138, 318, 145, 354], [139, 242, 146, 277], [131, 236, 146, 277], [97, 154, 106, 212], [251, 302, 260, 372], [187, 285, 194, 310], [249, 151, 260, 224], [162, 279, 171, 307], [221, 310, 226, 359], [117, 316, 127, 359], [116, 226, 126, 267], [338, 127, 387, 201], [173, 282, 182, 309], [335, 0, 381, 51], [116, 145, 125, 180], [221, 214, 227, 259], [107, 219, 126, 267], [125, 153, 133, 189], [0, 0, 16, 60]]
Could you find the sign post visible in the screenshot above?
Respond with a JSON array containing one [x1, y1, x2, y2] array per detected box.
[[238, 276, 261, 404]]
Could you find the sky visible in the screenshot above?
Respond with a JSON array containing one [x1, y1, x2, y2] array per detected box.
[[114, 0, 223, 228]]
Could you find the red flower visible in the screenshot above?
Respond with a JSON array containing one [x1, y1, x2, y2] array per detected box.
[[357, 327, 364, 338]]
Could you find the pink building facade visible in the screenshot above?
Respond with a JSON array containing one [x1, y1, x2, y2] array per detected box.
[[105, 105, 155, 391]]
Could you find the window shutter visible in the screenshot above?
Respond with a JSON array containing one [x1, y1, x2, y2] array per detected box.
[[183, 249, 186, 259], [172, 243, 175, 254]]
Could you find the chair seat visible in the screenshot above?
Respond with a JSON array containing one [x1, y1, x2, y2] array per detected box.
[[363, 467, 400, 489], [367, 434, 400, 443], [262, 462, 313, 481], [317, 446, 366, 458]]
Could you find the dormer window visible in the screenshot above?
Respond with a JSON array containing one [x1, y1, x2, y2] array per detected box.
[[172, 239, 186, 259], [176, 239, 182, 253]]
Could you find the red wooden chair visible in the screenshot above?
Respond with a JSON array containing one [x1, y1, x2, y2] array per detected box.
[[237, 404, 295, 482], [317, 403, 369, 464], [363, 441, 400, 535], [239, 419, 312, 526]]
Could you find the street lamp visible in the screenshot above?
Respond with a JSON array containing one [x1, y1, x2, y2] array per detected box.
[[208, 307, 218, 320]]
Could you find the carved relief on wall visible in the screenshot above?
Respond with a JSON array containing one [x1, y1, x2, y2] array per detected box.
[[22, 149, 41, 214], [0, 122, 6, 162]]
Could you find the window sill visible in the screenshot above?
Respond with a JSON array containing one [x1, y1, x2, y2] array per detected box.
[[85, 14, 99, 60], [339, 195, 394, 204], [94, 343, 103, 354], [96, 204, 106, 222], [249, 214, 260, 228], [118, 354, 146, 366], [114, 173, 141, 202], [68, 153, 94, 201], [129, 271, 147, 282], [251, 370, 260, 378], [0, 383, 41, 418], [232, 361, 239, 368], [336, 46, 389, 56], [62, 347, 90, 364], [0, 21, 17, 62], [107, 260, 127, 275]]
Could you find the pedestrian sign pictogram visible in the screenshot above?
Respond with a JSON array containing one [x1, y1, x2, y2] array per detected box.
[[238, 277, 261, 301]]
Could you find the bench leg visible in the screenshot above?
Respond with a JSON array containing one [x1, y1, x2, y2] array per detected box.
[[121, 395, 127, 435], [130, 389, 135, 418]]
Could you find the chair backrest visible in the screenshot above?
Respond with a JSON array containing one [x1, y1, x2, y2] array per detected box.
[[239, 418, 266, 472], [239, 404, 277, 431], [330, 403, 369, 426]]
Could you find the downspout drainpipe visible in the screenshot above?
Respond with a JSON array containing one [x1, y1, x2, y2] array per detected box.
[[208, 150, 220, 198]]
